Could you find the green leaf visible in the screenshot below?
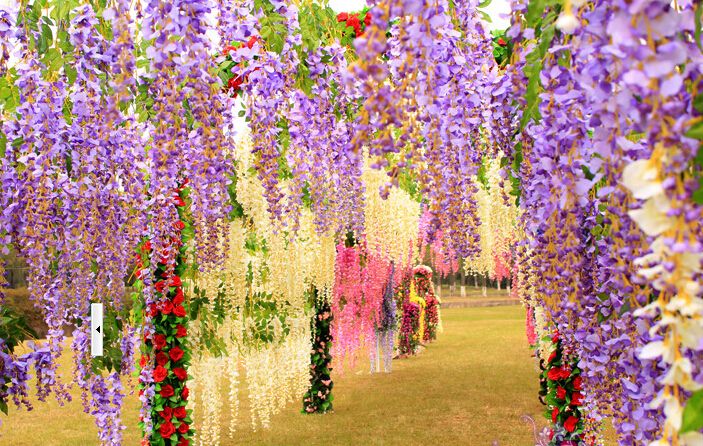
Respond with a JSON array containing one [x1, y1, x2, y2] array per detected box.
[[695, 3, 703, 51], [685, 121, 703, 140], [682, 389, 703, 433]]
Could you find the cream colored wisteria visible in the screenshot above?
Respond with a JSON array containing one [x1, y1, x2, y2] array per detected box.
[[464, 156, 518, 278], [622, 155, 703, 446], [363, 162, 421, 265]]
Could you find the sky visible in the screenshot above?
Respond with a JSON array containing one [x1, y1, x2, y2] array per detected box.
[[328, 0, 511, 30]]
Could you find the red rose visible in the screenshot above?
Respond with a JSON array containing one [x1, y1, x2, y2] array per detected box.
[[160, 384, 175, 398], [174, 367, 187, 381], [549, 429, 555, 440], [153, 334, 167, 350], [155, 280, 168, 294], [223, 45, 237, 56], [139, 355, 149, 368], [556, 386, 566, 399], [551, 407, 559, 423], [559, 368, 572, 380], [161, 300, 174, 315], [570, 392, 584, 407], [169, 346, 185, 362], [182, 387, 189, 400], [174, 195, 186, 207], [174, 221, 185, 230], [228, 76, 244, 91], [170, 276, 182, 287], [178, 438, 189, 446], [174, 406, 187, 419], [148, 303, 159, 317], [159, 420, 176, 438], [364, 13, 371, 26], [246, 36, 259, 49], [174, 305, 186, 317], [547, 367, 563, 381], [564, 415, 579, 433], [159, 407, 173, 420], [336, 12, 348, 22], [573, 376, 582, 390], [497, 37, 507, 46], [156, 352, 169, 367], [347, 14, 361, 35], [178, 423, 190, 434], [173, 289, 185, 305], [153, 366, 168, 383], [548, 351, 557, 362], [176, 325, 187, 338]]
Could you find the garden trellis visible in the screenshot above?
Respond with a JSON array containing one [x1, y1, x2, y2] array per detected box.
[[0, 0, 701, 446]]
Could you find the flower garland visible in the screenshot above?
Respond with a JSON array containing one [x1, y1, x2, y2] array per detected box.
[[303, 291, 334, 414], [543, 333, 585, 446], [336, 9, 372, 39], [413, 265, 439, 343], [136, 183, 193, 446], [398, 299, 421, 357]]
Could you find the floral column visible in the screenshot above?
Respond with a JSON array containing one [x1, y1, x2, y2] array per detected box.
[[136, 183, 193, 446]]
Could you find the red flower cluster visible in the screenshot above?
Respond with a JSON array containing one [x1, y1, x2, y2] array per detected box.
[[547, 366, 571, 380], [137, 183, 192, 444], [222, 36, 261, 95], [543, 334, 584, 442], [336, 11, 371, 37]]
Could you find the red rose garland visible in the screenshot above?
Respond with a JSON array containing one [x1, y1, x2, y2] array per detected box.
[[543, 332, 586, 446], [219, 36, 261, 97], [137, 182, 194, 446], [336, 9, 371, 38]]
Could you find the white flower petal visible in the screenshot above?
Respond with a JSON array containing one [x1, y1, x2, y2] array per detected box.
[[639, 341, 665, 359], [622, 159, 663, 199], [556, 13, 580, 34], [628, 197, 674, 236]]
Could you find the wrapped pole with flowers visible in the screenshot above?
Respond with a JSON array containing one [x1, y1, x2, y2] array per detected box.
[[135, 183, 193, 446], [303, 288, 334, 414]]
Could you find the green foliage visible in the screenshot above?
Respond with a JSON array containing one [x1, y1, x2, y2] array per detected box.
[[0, 305, 38, 353], [243, 295, 292, 345], [302, 289, 333, 414], [685, 103, 703, 203], [491, 29, 512, 67], [255, 0, 288, 53], [398, 170, 423, 202], [682, 389, 703, 433], [695, 2, 703, 51], [477, 157, 490, 190]]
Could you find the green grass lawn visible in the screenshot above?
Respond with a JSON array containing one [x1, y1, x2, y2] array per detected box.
[[0, 306, 548, 446]]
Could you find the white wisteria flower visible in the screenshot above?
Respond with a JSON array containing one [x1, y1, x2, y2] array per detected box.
[[628, 194, 675, 236], [556, 12, 580, 34], [622, 158, 663, 199]]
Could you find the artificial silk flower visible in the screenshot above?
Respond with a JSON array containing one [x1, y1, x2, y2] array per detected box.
[[622, 159, 663, 200], [555, 12, 580, 34], [627, 194, 674, 236]]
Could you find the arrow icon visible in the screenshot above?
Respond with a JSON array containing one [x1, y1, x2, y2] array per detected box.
[[91, 303, 103, 357]]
